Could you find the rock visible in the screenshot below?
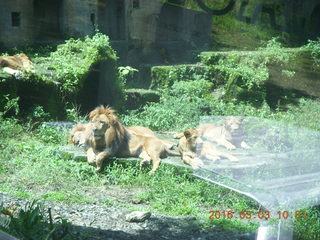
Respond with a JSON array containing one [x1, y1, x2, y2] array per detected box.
[[125, 211, 151, 223], [53, 215, 61, 220], [131, 198, 142, 204]]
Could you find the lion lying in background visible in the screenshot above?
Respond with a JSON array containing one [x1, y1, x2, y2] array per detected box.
[[176, 117, 250, 166], [0, 53, 33, 77], [178, 128, 238, 166], [74, 106, 180, 173], [198, 117, 250, 150]]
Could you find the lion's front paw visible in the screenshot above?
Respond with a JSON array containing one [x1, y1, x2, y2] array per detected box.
[[140, 160, 151, 170]]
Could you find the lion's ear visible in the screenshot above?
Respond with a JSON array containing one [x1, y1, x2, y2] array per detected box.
[[184, 129, 193, 138], [88, 109, 98, 121]]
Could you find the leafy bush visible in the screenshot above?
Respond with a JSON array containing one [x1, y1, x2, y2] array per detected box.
[[121, 80, 214, 131], [0, 201, 72, 240], [200, 38, 295, 104], [33, 32, 117, 93], [35, 124, 66, 145], [0, 94, 20, 118], [302, 38, 320, 66], [151, 64, 212, 89]]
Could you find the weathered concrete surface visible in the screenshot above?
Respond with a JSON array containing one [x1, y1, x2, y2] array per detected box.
[[0, 0, 35, 48]]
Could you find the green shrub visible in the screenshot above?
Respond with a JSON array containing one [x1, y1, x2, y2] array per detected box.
[[0, 201, 73, 240], [121, 80, 214, 131], [1, 33, 121, 120], [35, 124, 66, 145], [200, 38, 295, 104], [302, 38, 320, 66], [33, 32, 117, 93], [150, 64, 212, 89], [0, 94, 19, 118]]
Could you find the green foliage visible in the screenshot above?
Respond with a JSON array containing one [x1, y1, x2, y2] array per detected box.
[[1, 33, 122, 120], [0, 94, 20, 117], [294, 206, 320, 240], [150, 64, 212, 89], [35, 124, 66, 145], [118, 66, 138, 90], [105, 163, 259, 219], [27, 105, 51, 122], [65, 104, 85, 122], [272, 98, 320, 131], [302, 38, 320, 66], [34, 32, 117, 93], [0, 201, 73, 240], [200, 38, 295, 103], [122, 80, 214, 131]]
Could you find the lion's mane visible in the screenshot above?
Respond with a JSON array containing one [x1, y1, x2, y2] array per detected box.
[[88, 105, 129, 155]]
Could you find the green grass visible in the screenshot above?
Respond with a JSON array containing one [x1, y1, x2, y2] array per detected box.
[[1, 100, 320, 239], [0, 116, 260, 234]]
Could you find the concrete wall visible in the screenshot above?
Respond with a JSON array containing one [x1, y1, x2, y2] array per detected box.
[[237, 0, 320, 40], [128, 0, 164, 46], [61, 0, 98, 38], [0, 0, 35, 48]]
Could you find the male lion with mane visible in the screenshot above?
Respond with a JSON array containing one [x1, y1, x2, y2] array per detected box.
[[0, 53, 33, 77], [84, 106, 180, 173]]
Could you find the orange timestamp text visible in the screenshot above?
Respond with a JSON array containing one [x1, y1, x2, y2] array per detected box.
[[209, 210, 307, 220]]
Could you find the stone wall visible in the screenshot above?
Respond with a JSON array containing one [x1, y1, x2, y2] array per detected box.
[[0, 0, 35, 48], [128, 0, 164, 47], [236, 0, 320, 40], [61, 0, 98, 38]]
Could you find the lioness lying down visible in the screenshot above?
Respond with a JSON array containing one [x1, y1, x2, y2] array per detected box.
[[197, 117, 250, 150], [178, 128, 239, 166], [177, 117, 250, 166], [0, 53, 33, 77], [79, 106, 180, 173]]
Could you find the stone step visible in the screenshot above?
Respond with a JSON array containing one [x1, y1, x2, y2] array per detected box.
[[124, 88, 160, 110]]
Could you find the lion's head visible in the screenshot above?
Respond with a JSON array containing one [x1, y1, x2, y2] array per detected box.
[[184, 128, 198, 151], [223, 117, 244, 136], [88, 105, 126, 146], [68, 124, 87, 146]]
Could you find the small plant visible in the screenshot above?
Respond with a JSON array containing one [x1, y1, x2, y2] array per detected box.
[[118, 66, 138, 89], [0, 201, 72, 240], [200, 37, 295, 104], [27, 105, 51, 123], [0, 94, 20, 117], [35, 124, 66, 145], [65, 103, 85, 122], [302, 38, 320, 66]]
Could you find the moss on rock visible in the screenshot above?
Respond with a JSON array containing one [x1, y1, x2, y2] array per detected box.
[[150, 64, 213, 89], [124, 89, 160, 110]]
